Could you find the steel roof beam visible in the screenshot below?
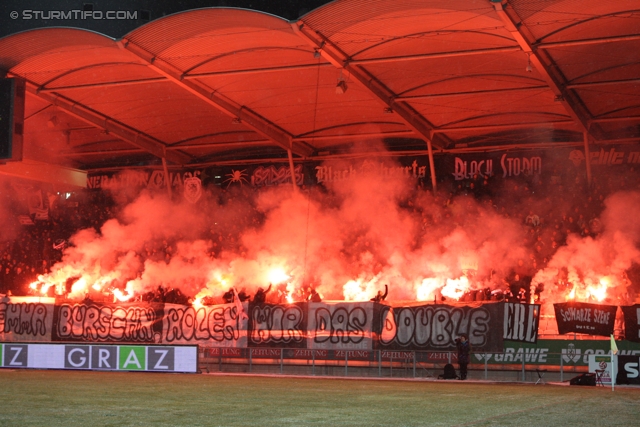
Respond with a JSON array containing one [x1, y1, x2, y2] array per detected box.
[[121, 39, 315, 158], [23, 82, 191, 165], [185, 63, 333, 79], [567, 77, 640, 89], [435, 120, 575, 133], [184, 47, 522, 78], [58, 148, 144, 157], [446, 141, 584, 152], [536, 33, 640, 49], [38, 77, 167, 92], [349, 46, 521, 65], [591, 115, 640, 124], [396, 85, 549, 100], [60, 140, 272, 157], [293, 129, 416, 142], [490, 1, 594, 135]]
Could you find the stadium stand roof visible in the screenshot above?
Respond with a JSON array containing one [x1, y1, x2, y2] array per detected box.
[[0, 0, 639, 185]]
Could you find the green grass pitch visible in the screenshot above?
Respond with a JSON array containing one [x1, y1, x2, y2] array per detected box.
[[1, 369, 638, 426]]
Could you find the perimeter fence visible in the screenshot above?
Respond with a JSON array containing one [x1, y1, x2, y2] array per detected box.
[[198, 348, 591, 383]]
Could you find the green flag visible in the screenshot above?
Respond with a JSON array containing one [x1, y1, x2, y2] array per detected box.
[[610, 334, 618, 355]]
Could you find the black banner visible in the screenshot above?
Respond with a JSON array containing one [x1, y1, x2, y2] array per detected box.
[[161, 303, 246, 346], [307, 302, 372, 350], [553, 302, 617, 336], [9, 298, 541, 351], [622, 305, 640, 343], [373, 302, 504, 352], [85, 144, 640, 196], [502, 303, 540, 343], [51, 302, 164, 343], [446, 150, 544, 181], [618, 355, 640, 385], [248, 302, 307, 348]]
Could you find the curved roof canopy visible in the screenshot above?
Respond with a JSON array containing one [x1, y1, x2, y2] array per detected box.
[[0, 0, 639, 173]]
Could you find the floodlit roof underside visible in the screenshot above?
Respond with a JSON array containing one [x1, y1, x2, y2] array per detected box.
[[0, 0, 637, 172]]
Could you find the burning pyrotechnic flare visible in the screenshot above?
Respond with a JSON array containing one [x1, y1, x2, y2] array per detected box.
[[267, 267, 290, 285], [343, 274, 383, 301], [441, 276, 470, 300], [113, 281, 135, 302], [416, 277, 442, 301]]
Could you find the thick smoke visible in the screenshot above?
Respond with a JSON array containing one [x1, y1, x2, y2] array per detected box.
[[533, 191, 640, 307], [0, 178, 20, 243], [0, 176, 25, 244], [34, 155, 531, 304], [29, 154, 640, 314]]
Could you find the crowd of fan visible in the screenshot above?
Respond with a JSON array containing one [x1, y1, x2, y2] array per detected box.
[[449, 166, 639, 277], [1, 166, 639, 300], [0, 191, 114, 295]]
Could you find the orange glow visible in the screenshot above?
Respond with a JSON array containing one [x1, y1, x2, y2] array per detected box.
[[586, 277, 609, 302], [19, 238, 624, 307], [416, 278, 442, 301], [343, 276, 380, 301], [267, 267, 289, 284], [441, 277, 469, 300], [69, 277, 88, 297], [562, 275, 613, 303], [113, 282, 134, 302], [112, 289, 129, 302]]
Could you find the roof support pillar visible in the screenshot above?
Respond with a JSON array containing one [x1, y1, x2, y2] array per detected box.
[[287, 149, 298, 193], [427, 139, 437, 194], [162, 158, 172, 198], [583, 131, 592, 187]]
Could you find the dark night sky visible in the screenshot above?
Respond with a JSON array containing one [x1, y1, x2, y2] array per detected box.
[[0, 0, 333, 39]]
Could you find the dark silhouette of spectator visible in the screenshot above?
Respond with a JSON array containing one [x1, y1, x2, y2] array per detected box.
[[83, 293, 93, 304], [1, 267, 11, 294], [200, 295, 216, 306], [455, 334, 471, 380], [253, 284, 272, 304], [164, 288, 189, 305], [222, 289, 234, 303], [237, 288, 251, 302], [155, 286, 166, 302], [308, 288, 322, 303], [371, 284, 388, 302]]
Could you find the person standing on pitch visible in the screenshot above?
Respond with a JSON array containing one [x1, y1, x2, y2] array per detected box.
[[455, 334, 470, 380]]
